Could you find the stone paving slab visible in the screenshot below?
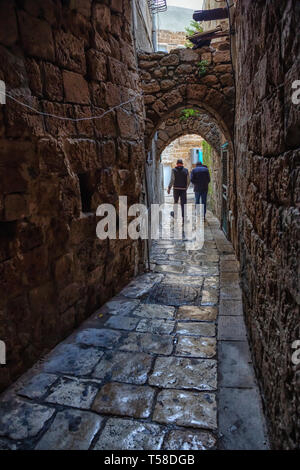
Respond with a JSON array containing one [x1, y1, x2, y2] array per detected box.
[[120, 273, 164, 298], [163, 429, 217, 450], [219, 387, 269, 450], [176, 322, 215, 337], [43, 343, 104, 376], [92, 382, 156, 419], [104, 315, 139, 331], [75, 328, 122, 349], [92, 351, 153, 384], [220, 259, 240, 272], [98, 297, 140, 316], [0, 398, 55, 440], [35, 410, 103, 450], [219, 299, 243, 316], [153, 390, 217, 430], [133, 303, 176, 319], [154, 264, 184, 274], [45, 377, 99, 409], [149, 356, 217, 391], [175, 336, 216, 358], [148, 281, 202, 306], [18, 373, 58, 399], [218, 341, 255, 388], [220, 285, 242, 300], [93, 418, 164, 450], [177, 305, 217, 321], [136, 318, 175, 335], [218, 316, 248, 341], [120, 332, 174, 355]]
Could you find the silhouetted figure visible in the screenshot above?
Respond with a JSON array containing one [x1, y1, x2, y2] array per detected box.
[[167, 159, 190, 219], [191, 162, 210, 219]]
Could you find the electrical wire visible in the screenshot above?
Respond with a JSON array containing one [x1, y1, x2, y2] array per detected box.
[[0, 90, 143, 122]]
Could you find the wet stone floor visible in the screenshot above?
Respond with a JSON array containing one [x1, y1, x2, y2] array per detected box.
[[0, 206, 269, 450]]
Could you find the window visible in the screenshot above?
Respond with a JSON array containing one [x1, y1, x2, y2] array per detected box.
[[157, 44, 168, 52]]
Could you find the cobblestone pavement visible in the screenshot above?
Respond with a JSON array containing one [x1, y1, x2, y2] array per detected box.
[[0, 201, 269, 450]]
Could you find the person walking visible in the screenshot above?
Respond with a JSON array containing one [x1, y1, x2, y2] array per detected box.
[[190, 161, 210, 220], [167, 159, 190, 219]]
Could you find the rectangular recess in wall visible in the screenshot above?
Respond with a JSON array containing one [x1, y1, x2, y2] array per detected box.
[[78, 173, 93, 213]]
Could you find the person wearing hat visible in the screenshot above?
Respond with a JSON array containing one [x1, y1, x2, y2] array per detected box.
[[167, 159, 190, 219]]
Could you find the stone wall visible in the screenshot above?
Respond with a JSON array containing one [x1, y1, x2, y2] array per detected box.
[[0, 0, 147, 392], [233, 0, 300, 449], [138, 46, 235, 148], [157, 30, 186, 53], [161, 134, 203, 171]]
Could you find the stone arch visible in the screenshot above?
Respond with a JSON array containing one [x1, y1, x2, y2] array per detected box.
[[155, 108, 223, 158], [138, 46, 235, 150]]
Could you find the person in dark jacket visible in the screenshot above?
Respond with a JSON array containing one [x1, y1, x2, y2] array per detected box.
[[167, 159, 190, 219], [191, 162, 210, 219]]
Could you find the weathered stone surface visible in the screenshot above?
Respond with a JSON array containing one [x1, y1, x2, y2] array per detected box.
[[177, 305, 217, 321], [121, 274, 163, 298], [18, 11, 55, 60], [218, 316, 247, 341], [63, 71, 90, 104], [86, 49, 107, 81], [153, 390, 217, 430], [164, 429, 216, 450], [0, 399, 54, 440], [218, 341, 255, 388], [149, 356, 217, 391], [219, 388, 269, 450], [55, 30, 86, 73], [133, 303, 175, 319], [93, 418, 164, 450], [75, 328, 122, 349], [98, 298, 140, 316], [18, 373, 57, 399], [219, 300, 243, 316], [175, 336, 216, 358], [92, 351, 152, 384], [92, 382, 155, 418], [46, 377, 99, 409], [35, 410, 103, 450], [104, 316, 139, 331], [43, 343, 104, 376], [136, 318, 175, 335], [120, 332, 174, 355], [176, 322, 215, 337]]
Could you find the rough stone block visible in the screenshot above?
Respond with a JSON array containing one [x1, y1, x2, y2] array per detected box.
[[63, 70, 90, 104], [87, 49, 107, 81], [93, 418, 163, 450], [18, 11, 55, 61], [153, 390, 217, 430], [92, 382, 155, 418], [35, 409, 102, 450], [149, 356, 217, 391], [92, 351, 152, 384]]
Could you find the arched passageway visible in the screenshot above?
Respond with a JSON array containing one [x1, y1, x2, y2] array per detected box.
[[138, 47, 235, 150], [139, 46, 237, 246], [159, 132, 222, 220]]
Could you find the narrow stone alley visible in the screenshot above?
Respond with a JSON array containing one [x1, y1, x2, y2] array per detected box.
[[0, 0, 299, 453], [0, 192, 268, 450]]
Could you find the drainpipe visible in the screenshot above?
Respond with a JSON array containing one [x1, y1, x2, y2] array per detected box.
[[152, 12, 158, 52]]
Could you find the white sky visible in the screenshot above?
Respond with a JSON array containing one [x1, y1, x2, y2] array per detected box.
[[167, 0, 204, 9]]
